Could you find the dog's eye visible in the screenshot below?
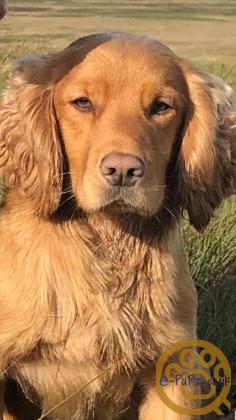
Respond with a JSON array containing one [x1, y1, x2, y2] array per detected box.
[[72, 97, 93, 112], [149, 100, 172, 115]]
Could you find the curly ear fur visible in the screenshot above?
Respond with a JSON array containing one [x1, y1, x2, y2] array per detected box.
[[0, 59, 62, 216], [178, 60, 236, 230]]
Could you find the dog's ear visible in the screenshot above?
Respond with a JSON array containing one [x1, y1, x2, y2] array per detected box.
[[177, 59, 236, 231], [0, 56, 63, 216]]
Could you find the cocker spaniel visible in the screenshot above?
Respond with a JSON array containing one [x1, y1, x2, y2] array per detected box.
[[0, 33, 235, 420]]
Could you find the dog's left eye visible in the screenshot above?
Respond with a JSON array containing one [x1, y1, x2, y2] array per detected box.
[[72, 97, 93, 112], [149, 100, 172, 115]]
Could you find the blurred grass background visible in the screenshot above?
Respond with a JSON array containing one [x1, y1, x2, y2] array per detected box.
[[0, 0, 236, 414]]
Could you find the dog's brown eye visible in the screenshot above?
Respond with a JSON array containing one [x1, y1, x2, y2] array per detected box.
[[72, 97, 93, 112], [149, 100, 172, 115]]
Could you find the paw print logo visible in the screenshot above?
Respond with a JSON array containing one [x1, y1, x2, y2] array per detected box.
[[156, 339, 231, 416]]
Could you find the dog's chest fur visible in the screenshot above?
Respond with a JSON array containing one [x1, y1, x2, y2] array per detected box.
[[1, 207, 197, 415]]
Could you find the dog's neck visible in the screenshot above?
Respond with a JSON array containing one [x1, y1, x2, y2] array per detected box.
[[2, 190, 178, 250]]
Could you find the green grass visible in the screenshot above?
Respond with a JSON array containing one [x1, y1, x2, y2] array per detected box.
[[6, 1, 236, 20], [0, 0, 236, 415], [182, 198, 236, 410]]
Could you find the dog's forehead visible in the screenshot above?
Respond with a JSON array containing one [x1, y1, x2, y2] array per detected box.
[[57, 34, 178, 89], [66, 32, 173, 60], [81, 36, 172, 68]]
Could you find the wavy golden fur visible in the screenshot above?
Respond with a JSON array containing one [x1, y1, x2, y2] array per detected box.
[[0, 33, 235, 420]]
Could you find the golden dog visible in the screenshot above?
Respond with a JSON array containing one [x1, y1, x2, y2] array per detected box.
[[0, 33, 235, 419]]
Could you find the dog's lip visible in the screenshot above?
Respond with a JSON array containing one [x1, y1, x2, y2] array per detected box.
[[102, 189, 146, 214], [104, 199, 139, 215], [104, 186, 136, 205]]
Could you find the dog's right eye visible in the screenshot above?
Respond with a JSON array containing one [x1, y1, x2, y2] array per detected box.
[[72, 97, 94, 112], [149, 100, 172, 116]]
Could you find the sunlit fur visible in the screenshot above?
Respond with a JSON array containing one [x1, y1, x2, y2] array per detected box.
[[0, 33, 235, 420]]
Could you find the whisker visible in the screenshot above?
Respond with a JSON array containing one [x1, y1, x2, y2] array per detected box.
[[70, 205, 78, 222], [58, 194, 75, 209], [60, 189, 74, 196], [163, 203, 178, 222], [51, 171, 84, 181]]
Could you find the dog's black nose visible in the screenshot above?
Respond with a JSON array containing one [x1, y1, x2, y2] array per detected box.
[[100, 152, 145, 186]]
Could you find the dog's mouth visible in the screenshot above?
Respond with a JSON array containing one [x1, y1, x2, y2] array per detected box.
[[74, 183, 163, 216], [105, 186, 137, 205], [105, 199, 138, 214], [100, 186, 152, 216]]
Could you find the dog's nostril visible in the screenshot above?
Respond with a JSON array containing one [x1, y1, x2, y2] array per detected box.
[[127, 167, 144, 178], [127, 168, 135, 177], [106, 167, 117, 176], [100, 153, 145, 187]]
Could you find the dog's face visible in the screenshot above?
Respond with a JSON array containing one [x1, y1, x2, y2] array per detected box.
[[54, 38, 188, 215], [0, 33, 235, 229]]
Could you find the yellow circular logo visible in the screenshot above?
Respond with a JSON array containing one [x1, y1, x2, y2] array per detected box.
[[156, 340, 231, 416]]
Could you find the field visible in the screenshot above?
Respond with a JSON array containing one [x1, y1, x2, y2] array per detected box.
[[0, 0, 236, 415]]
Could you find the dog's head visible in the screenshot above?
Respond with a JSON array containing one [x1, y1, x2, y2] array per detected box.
[[0, 33, 235, 230]]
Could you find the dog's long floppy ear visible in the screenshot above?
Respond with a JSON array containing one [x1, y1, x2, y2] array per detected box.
[[0, 56, 62, 217], [177, 59, 236, 231]]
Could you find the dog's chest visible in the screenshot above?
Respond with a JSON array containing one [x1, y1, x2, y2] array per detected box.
[[39, 230, 172, 372], [23, 249, 161, 412], [8, 221, 190, 415]]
